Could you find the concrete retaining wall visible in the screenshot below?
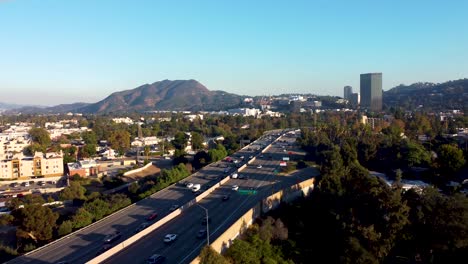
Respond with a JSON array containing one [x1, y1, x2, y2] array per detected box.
[[191, 177, 315, 263], [123, 162, 153, 176]]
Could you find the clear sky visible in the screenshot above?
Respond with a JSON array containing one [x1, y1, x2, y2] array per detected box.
[[1, 0, 467, 106]]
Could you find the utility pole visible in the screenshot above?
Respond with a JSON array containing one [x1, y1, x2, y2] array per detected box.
[[197, 204, 210, 246]]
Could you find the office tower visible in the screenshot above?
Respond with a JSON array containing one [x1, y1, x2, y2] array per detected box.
[[343, 86, 353, 100], [350, 93, 360, 107], [360, 73, 382, 111]]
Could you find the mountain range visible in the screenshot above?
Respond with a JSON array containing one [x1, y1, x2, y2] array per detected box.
[[2, 78, 467, 114]]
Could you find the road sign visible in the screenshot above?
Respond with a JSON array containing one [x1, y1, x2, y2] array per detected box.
[[238, 189, 257, 195]]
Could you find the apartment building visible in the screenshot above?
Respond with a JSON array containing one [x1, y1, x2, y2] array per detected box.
[[0, 136, 31, 155], [0, 151, 64, 180]]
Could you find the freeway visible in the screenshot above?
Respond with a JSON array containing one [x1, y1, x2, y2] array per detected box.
[[102, 132, 315, 264], [7, 132, 282, 264]]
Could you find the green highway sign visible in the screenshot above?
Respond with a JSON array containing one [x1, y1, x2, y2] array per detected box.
[[238, 189, 258, 195]]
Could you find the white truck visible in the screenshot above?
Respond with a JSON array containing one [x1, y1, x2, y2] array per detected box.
[[191, 184, 201, 192]]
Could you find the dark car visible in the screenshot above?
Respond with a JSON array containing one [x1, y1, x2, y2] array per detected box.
[[103, 231, 121, 243], [222, 194, 230, 201], [147, 254, 166, 264], [238, 175, 249, 180], [147, 213, 158, 221], [196, 229, 207, 238]]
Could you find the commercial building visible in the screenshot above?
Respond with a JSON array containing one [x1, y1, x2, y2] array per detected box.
[[360, 73, 383, 111], [0, 151, 64, 180], [343, 86, 353, 100], [349, 93, 360, 107]]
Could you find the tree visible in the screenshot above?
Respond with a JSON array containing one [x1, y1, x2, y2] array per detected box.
[[199, 246, 229, 264], [71, 208, 93, 229], [12, 205, 58, 242], [57, 220, 73, 236], [81, 144, 97, 158], [83, 198, 109, 221], [193, 150, 210, 170], [28, 127, 51, 148], [401, 140, 431, 168], [437, 144, 465, 174], [191, 132, 204, 151], [108, 130, 131, 155], [172, 132, 188, 150], [59, 181, 86, 201], [81, 131, 97, 145]]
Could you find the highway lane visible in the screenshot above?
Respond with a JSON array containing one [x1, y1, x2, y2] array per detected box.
[[7, 133, 280, 264], [102, 133, 311, 264]]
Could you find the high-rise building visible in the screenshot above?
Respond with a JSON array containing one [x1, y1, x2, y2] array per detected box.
[[343, 86, 353, 100], [360, 73, 382, 111], [350, 93, 360, 107]]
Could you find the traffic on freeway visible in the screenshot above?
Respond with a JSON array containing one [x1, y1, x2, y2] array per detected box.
[[7, 131, 290, 264], [102, 130, 313, 264]]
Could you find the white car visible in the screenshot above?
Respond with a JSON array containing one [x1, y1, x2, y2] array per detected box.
[[163, 234, 177, 243], [257, 164, 262, 169], [186, 182, 194, 188], [232, 185, 239, 191], [231, 173, 238, 179]]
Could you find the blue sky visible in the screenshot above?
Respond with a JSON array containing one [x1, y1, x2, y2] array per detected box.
[[1, 0, 467, 105]]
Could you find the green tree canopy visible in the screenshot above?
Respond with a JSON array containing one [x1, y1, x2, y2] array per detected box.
[[12, 205, 58, 242]]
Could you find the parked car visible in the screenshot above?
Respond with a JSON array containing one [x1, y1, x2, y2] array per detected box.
[[232, 185, 239, 191], [147, 213, 158, 221], [231, 173, 238, 179], [169, 204, 179, 211], [186, 182, 194, 188], [103, 231, 121, 243], [257, 164, 262, 169], [163, 234, 177, 243], [147, 254, 166, 264]]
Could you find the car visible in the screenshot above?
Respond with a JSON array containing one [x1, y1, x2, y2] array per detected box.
[[103, 231, 121, 243], [186, 182, 194, 188], [232, 185, 239, 191], [224, 168, 229, 173], [169, 204, 179, 211], [249, 155, 254, 159], [257, 164, 262, 169], [222, 194, 230, 201], [147, 212, 158, 221], [238, 175, 249, 180], [23, 182, 30, 187], [231, 173, 238, 179], [163, 234, 177, 243], [135, 222, 150, 233], [11, 183, 19, 188], [147, 254, 166, 264], [197, 229, 207, 238]]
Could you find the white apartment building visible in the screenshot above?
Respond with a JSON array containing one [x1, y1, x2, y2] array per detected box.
[[0, 151, 64, 180], [0, 136, 31, 155], [47, 127, 89, 140]]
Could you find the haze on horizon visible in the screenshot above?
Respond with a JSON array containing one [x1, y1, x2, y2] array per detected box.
[[1, 0, 467, 106]]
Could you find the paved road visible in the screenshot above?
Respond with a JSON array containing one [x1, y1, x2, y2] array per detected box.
[[7, 132, 285, 264], [102, 133, 315, 264]]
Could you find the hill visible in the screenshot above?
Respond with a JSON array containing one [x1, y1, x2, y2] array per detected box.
[[384, 79, 468, 111], [78, 79, 243, 113]]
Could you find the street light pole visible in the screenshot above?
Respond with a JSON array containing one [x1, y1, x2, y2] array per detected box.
[[197, 204, 209, 246]]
